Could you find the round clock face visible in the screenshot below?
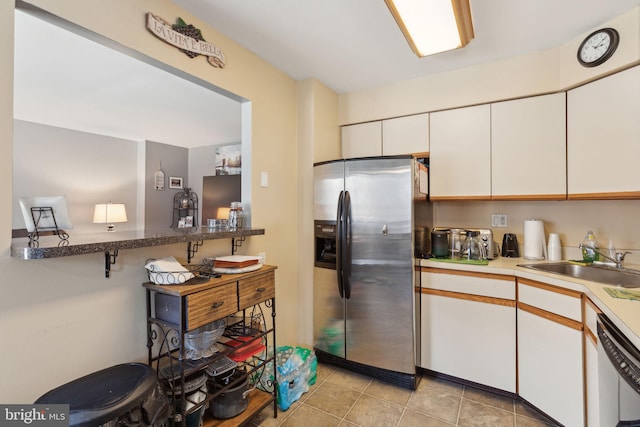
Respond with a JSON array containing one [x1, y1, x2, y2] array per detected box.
[[577, 28, 619, 67]]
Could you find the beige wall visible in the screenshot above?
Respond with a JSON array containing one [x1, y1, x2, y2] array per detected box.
[[296, 79, 340, 345], [1, 0, 317, 403]]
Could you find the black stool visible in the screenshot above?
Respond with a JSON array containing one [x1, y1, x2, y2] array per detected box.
[[35, 363, 169, 427]]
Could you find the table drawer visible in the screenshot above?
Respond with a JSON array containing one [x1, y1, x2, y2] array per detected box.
[[239, 271, 275, 309], [185, 283, 238, 330]]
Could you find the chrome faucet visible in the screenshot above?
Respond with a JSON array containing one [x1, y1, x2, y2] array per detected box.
[[579, 243, 631, 269]]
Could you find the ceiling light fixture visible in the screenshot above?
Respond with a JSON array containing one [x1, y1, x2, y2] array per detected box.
[[385, 0, 475, 57]]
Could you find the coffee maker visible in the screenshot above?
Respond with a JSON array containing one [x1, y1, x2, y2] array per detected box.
[[432, 227, 497, 260]]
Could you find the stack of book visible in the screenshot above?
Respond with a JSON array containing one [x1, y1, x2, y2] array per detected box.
[[213, 255, 261, 272]]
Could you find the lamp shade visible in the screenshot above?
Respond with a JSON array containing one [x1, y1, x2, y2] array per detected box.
[[93, 203, 127, 231], [216, 207, 231, 219]]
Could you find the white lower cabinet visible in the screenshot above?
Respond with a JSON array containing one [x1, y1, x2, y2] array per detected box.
[[586, 333, 599, 427], [517, 278, 584, 427], [420, 268, 516, 392]]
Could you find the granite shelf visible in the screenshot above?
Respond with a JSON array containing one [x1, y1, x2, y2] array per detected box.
[[11, 227, 265, 260]]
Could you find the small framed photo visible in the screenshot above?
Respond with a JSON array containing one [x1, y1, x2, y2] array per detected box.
[[184, 216, 193, 227], [169, 177, 183, 189]]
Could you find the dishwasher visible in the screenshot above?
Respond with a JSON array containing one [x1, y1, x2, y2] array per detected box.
[[597, 313, 640, 426]]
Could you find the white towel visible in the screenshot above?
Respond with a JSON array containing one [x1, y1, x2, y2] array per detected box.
[[145, 256, 194, 284]]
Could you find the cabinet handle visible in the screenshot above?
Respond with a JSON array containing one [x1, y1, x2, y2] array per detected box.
[[212, 301, 224, 309], [256, 287, 265, 293]]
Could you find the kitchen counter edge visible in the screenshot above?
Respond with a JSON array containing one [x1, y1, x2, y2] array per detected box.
[[11, 227, 265, 259]]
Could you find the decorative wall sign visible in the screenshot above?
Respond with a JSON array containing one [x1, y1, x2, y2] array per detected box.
[[146, 13, 225, 68], [155, 161, 165, 190]]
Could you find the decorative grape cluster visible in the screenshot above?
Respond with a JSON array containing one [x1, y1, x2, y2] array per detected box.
[[172, 17, 205, 58]]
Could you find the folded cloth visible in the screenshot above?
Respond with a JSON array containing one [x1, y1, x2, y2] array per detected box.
[[145, 256, 194, 285]]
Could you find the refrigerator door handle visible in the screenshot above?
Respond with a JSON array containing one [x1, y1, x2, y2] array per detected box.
[[343, 190, 352, 299], [336, 190, 345, 298]]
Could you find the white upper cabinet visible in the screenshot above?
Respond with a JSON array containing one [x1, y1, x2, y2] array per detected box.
[[341, 122, 382, 159], [568, 65, 640, 199], [382, 113, 429, 156], [429, 104, 491, 199], [342, 114, 429, 159], [491, 94, 567, 200]]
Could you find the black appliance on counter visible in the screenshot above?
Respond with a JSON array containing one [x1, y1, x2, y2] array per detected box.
[[502, 233, 520, 257]]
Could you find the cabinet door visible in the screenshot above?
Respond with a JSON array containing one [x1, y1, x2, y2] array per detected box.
[[586, 331, 599, 427], [382, 113, 429, 156], [341, 122, 382, 159], [429, 105, 491, 199], [567, 65, 640, 198], [517, 308, 584, 427], [420, 269, 516, 392], [491, 94, 566, 199], [421, 292, 516, 392], [584, 298, 601, 427]]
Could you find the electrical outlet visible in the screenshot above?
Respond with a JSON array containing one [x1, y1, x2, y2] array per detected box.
[[492, 214, 508, 228]]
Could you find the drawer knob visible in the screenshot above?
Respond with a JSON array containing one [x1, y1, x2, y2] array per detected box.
[[256, 287, 266, 292], [212, 301, 224, 309]]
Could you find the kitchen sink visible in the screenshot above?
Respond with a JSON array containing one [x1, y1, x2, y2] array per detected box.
[[519, 262, 640, 288]]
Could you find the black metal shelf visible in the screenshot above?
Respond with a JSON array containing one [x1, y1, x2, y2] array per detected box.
[[145, 289, 277, 426]]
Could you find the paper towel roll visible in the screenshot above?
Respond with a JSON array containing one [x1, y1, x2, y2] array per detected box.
[[524, 219, 547, 260]]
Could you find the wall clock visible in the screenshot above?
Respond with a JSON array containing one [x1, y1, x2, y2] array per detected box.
[[577, 28, 619, 67]]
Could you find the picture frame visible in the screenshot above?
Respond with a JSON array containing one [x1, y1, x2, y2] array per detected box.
[[215, 144, 242, 176], [169, 176, 183, 189]]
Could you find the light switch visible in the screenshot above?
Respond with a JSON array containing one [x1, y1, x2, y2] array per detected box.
[[260, 171, 268, 187]]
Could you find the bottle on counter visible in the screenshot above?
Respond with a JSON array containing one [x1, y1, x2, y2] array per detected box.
[[228, 201, 244, 229], [581, 230, 600, 262]]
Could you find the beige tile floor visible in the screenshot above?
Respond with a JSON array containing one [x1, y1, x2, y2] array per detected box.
[[249, 363, 561, 427]]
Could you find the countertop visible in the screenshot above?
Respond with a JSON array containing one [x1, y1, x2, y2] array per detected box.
[[11, 227, 265, 259], [420, 257, 640, 350]]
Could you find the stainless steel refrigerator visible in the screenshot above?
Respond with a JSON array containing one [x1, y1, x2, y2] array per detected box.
[[313, 156, 419, 389]]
